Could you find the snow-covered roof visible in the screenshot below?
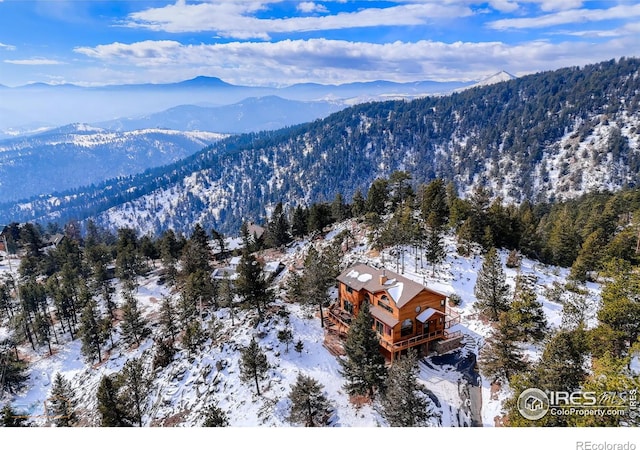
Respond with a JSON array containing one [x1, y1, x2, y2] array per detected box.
[[229, 256, 242, 266], [337, 263, 445, 308], [264, 261, 283, 273], [416, 307, 443, 323]]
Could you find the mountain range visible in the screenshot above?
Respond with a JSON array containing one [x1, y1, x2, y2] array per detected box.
[[0, 76, 474, 134], [0, 58, 637, 235]]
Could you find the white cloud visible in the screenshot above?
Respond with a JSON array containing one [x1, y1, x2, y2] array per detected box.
[[4, 58, 63, 65], [73, 36, 639, 86], [297, 2, 329, 14], [0, 42, 16, 51], [123, 1, 473, 38], [488, 3, 640, 30]]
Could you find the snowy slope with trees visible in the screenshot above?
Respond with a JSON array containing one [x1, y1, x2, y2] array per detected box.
[[0, 216, 610, 428]]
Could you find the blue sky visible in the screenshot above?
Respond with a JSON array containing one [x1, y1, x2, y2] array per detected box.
[[0, 0, 638, 87]]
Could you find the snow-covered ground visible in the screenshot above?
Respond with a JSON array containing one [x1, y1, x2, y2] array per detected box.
[[0, 219, 603, 428]]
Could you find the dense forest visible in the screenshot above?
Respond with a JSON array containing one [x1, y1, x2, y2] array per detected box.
[[0, 57, 638, 236]]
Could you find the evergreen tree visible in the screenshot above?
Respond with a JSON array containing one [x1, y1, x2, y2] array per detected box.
[[547, 206, 580, 267], [388, 170, 413, 209], [277, 326, 294, 353], [294, 339, 304, 356], [366, 178, 389, 216], [118, 358, 151, 427], [159, 229, 181, 285], [79, 299, 104, 364], [96, 374, 130, 427], [48, 372, 76, 427], [570, 228, 605, 282], [1, 404, 28, 427], [508, 274, 547, 343], [218, 273, 236, 326], [240, 338, 270, 396], [351, 189, 366, 218], [115, 228, 143, 290], [0, 348, 28, 394], [300, 246, 332, 327], [265, 202, 291, 249], [479, 312, 528, 382], [473, 247, 510, 321], [181, 224, 212, 275], [331, 193, 348, 223], [287, 373, 332, 427], [158, 296, 179, 344], [235, 250, 271, 320], [595, 260, 640, 357], [201, 402, 229, 427], [425, 211, 446, 276], [120, 289, 149, 347], [381, 350, 432, 427], [420, 178, 449, 228], [339, 302, 387, 400], [291, 205, 309, 238]]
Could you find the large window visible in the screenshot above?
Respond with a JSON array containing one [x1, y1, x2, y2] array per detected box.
[[401, 319, 413, 337], [346, 286, 353, 294]]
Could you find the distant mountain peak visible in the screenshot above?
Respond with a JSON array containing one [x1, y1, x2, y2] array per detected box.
[[473, 71, 517, 87], [175, 76, 234, 87]]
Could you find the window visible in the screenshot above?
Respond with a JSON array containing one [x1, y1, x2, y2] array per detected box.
[[440, 299, 445, 306], [344, 300, 354, 314], [364, 293, 371, 304], [378, 302, 393, 314], [374, 321, 391, 336], [375, 320, 384, 335], [401, 319, 413, 337], [380, 295, 389, 303], [346, 286, 353, 294]]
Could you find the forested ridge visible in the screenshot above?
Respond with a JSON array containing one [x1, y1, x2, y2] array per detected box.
[[1, 57, 639, 236]]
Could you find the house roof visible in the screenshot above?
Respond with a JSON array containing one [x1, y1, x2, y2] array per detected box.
[[416, 307, 444, 323], [337, 263, 445, 308], [247, 222, 265, 239], [370, 305, 400, 327]]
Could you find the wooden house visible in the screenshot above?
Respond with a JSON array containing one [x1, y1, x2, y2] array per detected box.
[[327, 263, 461, 361]]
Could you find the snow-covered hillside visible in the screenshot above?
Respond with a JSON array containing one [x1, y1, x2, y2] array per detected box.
[[0, 219, 602, 428]]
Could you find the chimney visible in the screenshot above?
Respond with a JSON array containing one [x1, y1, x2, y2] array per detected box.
[[379, 269, 387, 285]]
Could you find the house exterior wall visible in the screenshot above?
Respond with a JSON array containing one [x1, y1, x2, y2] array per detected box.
[[337, 281, 447, 345]]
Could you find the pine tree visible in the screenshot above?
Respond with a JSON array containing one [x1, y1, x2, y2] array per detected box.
[[48, 372, 76, 427], [508, 274, 547, 343], [1, 404, 28, 427], [181, 223, 212, 276], [120, 289, 149, 347], [115, 228, 143, 290], [158, 296, 179, 344], [265, 202, 291, 249], [473, 247, 510, 322], [294, 339, 304, 356], [420, 178, 449, 228], [331, 193, 348, 223], [96, 374, 130, 427], [366, 178, 389, 215], [0, 348, 28, 394], [381, 350, 432, 427], [277, 326, 294, 353], [287, 373, 332, 427], [425, 211, 446, 276], [479, 312, 528, 382], [300, 246, 330, 327], [201, 402, 229, 427], [218, 273, 236, 326], [291, 205, 309, 238], [79, 299, 104, 363], [235, 250, 271, 320], [339, 302, 387, 400], [570, 228, 605, 282], [240, 338, 269, 396], [118, 358, 151, 427], [351, 189, 366, 217]]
